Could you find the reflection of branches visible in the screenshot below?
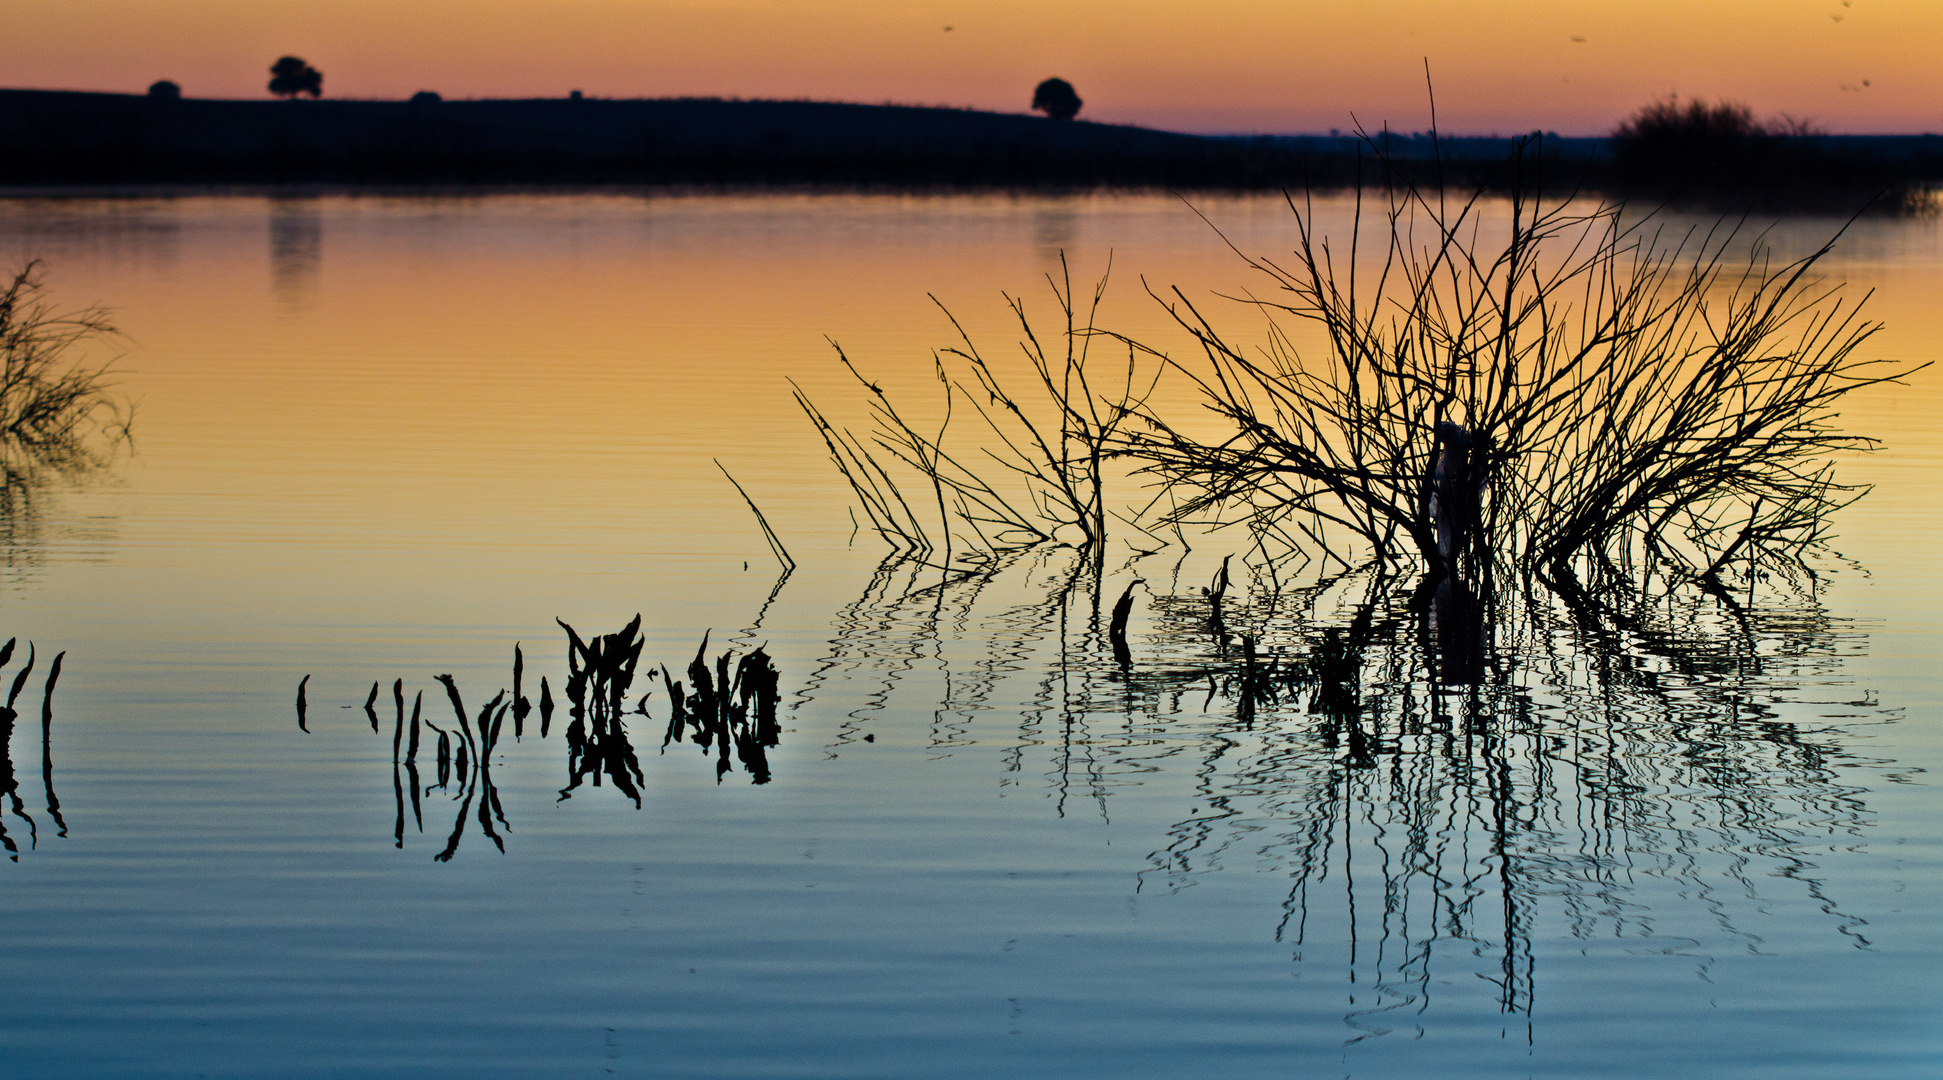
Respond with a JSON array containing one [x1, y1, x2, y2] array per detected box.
[[1140, 567, 1879, 1033], [796, 545, 1889, 1040]]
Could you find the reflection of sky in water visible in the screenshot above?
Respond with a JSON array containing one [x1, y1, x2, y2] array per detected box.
[[0, 194, 1937, 1077]]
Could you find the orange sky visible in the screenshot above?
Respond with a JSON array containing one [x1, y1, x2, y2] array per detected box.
[[5, 0, 1941, 135]]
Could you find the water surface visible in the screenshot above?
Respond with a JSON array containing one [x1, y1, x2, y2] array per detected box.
[[0, 192, 1938, 1078]]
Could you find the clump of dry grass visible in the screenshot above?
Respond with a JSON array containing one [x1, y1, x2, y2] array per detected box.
[[0, 261, 130, 481]]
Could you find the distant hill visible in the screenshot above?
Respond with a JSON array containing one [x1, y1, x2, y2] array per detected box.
[[0, 89, 1597, 190], [2, 89, 1935, 204]]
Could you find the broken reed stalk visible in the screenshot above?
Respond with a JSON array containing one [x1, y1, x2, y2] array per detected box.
[[792, 378, 935, 557], [715, 459, 796, 571], [793, 253, 1157, 566], [1116, 141, 1920, 585]]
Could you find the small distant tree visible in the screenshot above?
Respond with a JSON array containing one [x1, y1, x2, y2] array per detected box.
[[268, 56, 323, 100], [147, 80, 181, 101], [1032, 78, 1082, 121], [410, 91, 442, 105]]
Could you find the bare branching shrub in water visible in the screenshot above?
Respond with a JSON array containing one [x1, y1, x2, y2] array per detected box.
[[794, 255, 1155, 567], [1120, 160, 1920, 587], [0, 262, 130, 484]]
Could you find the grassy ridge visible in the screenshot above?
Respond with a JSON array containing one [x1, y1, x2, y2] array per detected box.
[[0, 89, 1587, 190], [3, 89, 1937, 208]]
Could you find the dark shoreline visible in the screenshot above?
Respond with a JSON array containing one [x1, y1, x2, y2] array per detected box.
[[2, 89, 1937, 209], [0, 88, 1599, 192]]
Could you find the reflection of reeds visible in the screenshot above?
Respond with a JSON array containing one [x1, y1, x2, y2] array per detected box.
[[1141, 578, 1876, 1032], [654, 633, 782, 785], [0, 637, 67, 860], [791, 544, 1887, 1034], [321, 618, 790, 859]]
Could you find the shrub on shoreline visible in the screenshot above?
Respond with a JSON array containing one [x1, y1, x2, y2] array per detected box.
[[1611, 96, 1920, 212]]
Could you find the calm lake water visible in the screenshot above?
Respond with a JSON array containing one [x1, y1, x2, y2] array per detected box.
[[0, 191, 1939, 1078]]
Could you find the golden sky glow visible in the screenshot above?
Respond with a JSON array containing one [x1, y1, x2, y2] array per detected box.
[[4, 0, 1942, 134]]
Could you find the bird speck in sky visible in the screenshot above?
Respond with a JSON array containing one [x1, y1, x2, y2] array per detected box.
[[1571, 35, 1587, 43]]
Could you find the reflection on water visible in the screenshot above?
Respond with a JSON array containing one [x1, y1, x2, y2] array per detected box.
[[0, 263, 130, 584], [0, 638, 66, 860], [268, 199, 322, 310], [0, 193, 1934, 1077], [299, 618, 787, 859], [796, 546, 1892, 1036], [1032, 202, 1080, 263]]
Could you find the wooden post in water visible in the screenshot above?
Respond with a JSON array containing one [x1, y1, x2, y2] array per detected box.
[[1429, 421, 1487, 684], [1430, 421, 1483, 567]]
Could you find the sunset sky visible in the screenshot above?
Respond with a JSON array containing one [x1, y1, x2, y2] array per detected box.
[[6, 0, 1942, 136]]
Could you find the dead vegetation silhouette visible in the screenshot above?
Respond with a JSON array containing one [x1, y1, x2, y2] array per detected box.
[[788, 532, 1886, 1037], [295, 617, 783, 860], [0, 637, 68, 862], [782, 134, 1907, 1033], [799, 135, 1917, 666]]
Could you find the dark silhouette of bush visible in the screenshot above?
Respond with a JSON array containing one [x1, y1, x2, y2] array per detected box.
[[410, 91, 441, 105], [1610, 96, 1908, 211], [146, 80, 180, 101], [1611, 97, 1768, 194], [1032, 78, 1082, 121], [268, 57, 323, 100]]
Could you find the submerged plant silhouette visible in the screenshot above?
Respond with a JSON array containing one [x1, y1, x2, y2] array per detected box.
[[657, 634, 781, 785]]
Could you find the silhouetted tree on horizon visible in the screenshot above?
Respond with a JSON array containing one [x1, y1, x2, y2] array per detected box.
[[147, 80, 180, 101], [1032, 78, 1082, 121], [268, 56, 323, 100]]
